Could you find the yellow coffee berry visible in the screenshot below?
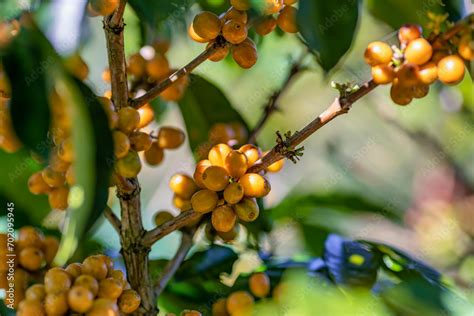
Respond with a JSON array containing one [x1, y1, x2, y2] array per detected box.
[[137, 103, 155, 128], [390, 80, 413, 106], [169, 174, 198, 199], [65, 165, 75, 186], [458, 34, 474, 60], [224, 182, 244, 204], [212, 205, 237, 232], [364, 41, 393, 66], [249, 272, 270, 298], [202, 166, 230, 191], [404, 38, 433, 65], [208, 143, 232, 167], [207, 42, 230, 62], [98, 277, 123, 300], [398, 24, 422, 44], [232, 39, 258, 68], [223, 20, 248, 44], [41, 167, 65, 188], [42, 236, 59, 264], [25, 284, 46, 301], [160, 74, 189, 101], [239, 144, 261, 167], [224, 150, 248, 178], [118, 107, 140, 134], [118, 289, 141, 314], [129, 131, 152, 152], [113, 130, 130, 159], [49, 152, 70, 173], [68, 285, 94, 313], [193, 11, 221, 40], [217, 224, 240, 242], [437, 55, 465, 85], [74, 275, 99, 296], [277, 5, 298, 33], [158, 126, 186, 149], [396, 63, 420, 86], [265, 155, 285, 173], [83, 255, 108, 280], [264, 0, 283, 14], [255, 16, 277, 35], [226, 291, 254, 315], [417, 62, 438, 85], [371, 64, 395, 85], [238, 173, 271, 197], [17, 226, 44, 249], [127, 53, 147, 77], [146, 53, 170, 80], [194, 159, 212, 188], [58, 138, 74, 162], [48, 186, 69, 210], [19, 247, 44, 271], [44, 292, 68, 316], [233, 197, 259, 222], [212, 298, 228, 316], [154, 211, 174, 226], [144, 142, 165, 166], [173, 195, 192, 211], [116, 150, 142, 178], [87, 298, 119, 316], [18, 299, 46, 316], [191, 189, 218, 213], [222, 7, 248, 23], [89, 0, 119, 16], [188, 23, 209, 43], [28, 171, 51, 195], [44, 268, 72, 294], [65, 263, 83, 279]]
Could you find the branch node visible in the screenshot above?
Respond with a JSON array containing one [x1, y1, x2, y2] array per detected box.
[[275, 131, 304, 163], [331, 81, 360, 100]]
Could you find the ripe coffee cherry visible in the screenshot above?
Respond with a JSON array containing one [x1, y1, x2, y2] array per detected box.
[[113, 130, 130, 159], [396, 63, 420, 86], [18, 299, 45, 315], [223, 20, 248, 44], [169, 174, 198, 199], [154, 211, 174, 226], [128, 53, 147, 77], [137, 103, 155, 129], [417, 62, 438, 85], [129, 131, 152, 152], [209, 143, 232, 167], [28, 171, 51, 195], [118, 289, 141, 313], [17, 226, 44, 249], [188, 23, 209, 43], [65, 262, 83, 279], [222, 7, 248, 24], [249, 272, 270, 298], [41, 167, 65, 188], [88, 298, 119, 316], [364, 41, 393, 66], [191, 189, 218, 213], [266, 156, 284, 172], [239, 173, 271, 197], [437, 55, 465, 85], [398, 24, 422, 44], [371, 64, 395, 85], [48, 186, 69, 210], [226, 291, 254, 315], [390, 80, 413, 106], [231, 0, 251, 10], [232, 39, 258, 68], [217, 223, 240, 241], [147, 54, 170, 80], [212, 298, 228, 316], [98, 277, 123, 299], [83, 255, 109, 280], [207, 42, 230, 62], [44, 292, 69, 315], [44, 268, 72, 294], [233, 197, 259, 222], [89, 0, 119, 16], [109, 270, 127, 288], [42, 236, 59, 264], [212, 205, 237, 232], [74, 275, 100, 296], [404, 38, 433, 65], [193, 11, 221, 40], [224, 182, 245, 204], [144, 142, 165, 166], [264, 0, 283, 14], [202, 166, 230, 191], [239, 144, 261, 167], [68, 285, 94, 313], [160, 74, 189, 101], [19, 247, 44, 271], [411, 84, 429, 99], [158, 126, 185, 149], [116, 151, 142, 178], [255, 16, 277, 35], [58, 138, 74, 162], [225, 150, 248, 178], [118, 107, 140, 134], [277, 5, 298, 33], [173, 194, 192, 211], [194, 159, 212, 188], [458, 34, 474, 60], [25, 284, 46, 301], [49, 152, 70, 172]]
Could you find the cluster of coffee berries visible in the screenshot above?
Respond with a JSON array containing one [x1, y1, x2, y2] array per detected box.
[[17, 254, 141, 315], [189, 1, 298, 69], [87, 0, 119, 17], [211, 272, 272, 316], [365, 23, 473, 106], [123, 41, 189, 102], [196, 122, 248, 161], [0, 227, 59, 308]]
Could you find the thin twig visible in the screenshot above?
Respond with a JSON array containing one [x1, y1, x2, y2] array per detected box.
[[108, 0, 127, 29], [104, 206, 121, 233], [129, 42, 226, 109], [155, 230, 194, 297]]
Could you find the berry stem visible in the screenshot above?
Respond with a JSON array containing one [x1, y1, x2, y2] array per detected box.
[[104, 206, 121, 233]]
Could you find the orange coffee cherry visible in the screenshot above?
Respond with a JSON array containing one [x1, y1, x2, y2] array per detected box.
[[437, 55, 465, 85], [146, 53, 170, 80], [68, 285, 94, 313], [209, 123, 236, 143], [48, 186, 69, 210], [233, 197, 259, 222], [137, 103, 155, 128], [49, 152, 70, 173], [58, 138, 74, 162], [212, 205, 237, 232], [83, 255, 109, 280], [202, 166, 230, 191], [208, 143, 232, 167], [417, 62, 438, 85], [223, 20, 248, 44], [129, 131, 152, 152], [222, 7, 248, 24], [44, 292, 68, 316], [118, 289, 141, 314], [396, 63, 420, 86], [154, 211, 174, 226], [398, 24, 422, 44], [194, 159, 212, 188], [224, 182, 245, 204], [458, 34, 474, 60], [28, 171, 51, 195], [19, 247, 44, 271], [127, 53, 147, 77], [152, 38, 171, 54], [188, 23, 209, 43], [390, 80, 413, 106], [411, 84, 429, 99], [255, 16, 277, 35], [230, 0, 251, 11], [371, 64, 395, 85], [169, 174, 198, 199], [65, 262, 83, 279], [98, 277, 123, 299], [89, 0, 119, 16], [232, 39, 258, 68], [158, 126, 185, 149], [191, 189, 218, 213], [277, 5, 298, 33], [404, 38, 433, 65], [249, 272, 270, 298], [173, 194, 192, 211], [42, 236, 59, 264], [239, 173, 271, 197], [239, 144, 261, 167], [224, 150, 248, 178], [160, 74, 189, 101], [108, 269, 127, 288], [65, 165, 75, 186], [74, 274, 100, 296], [212, 298, 228, 316], [193, 11, 221, 40], [113, 130, 130, 159], [96, 254, 114, 272], [25, 284, 46, 301], [102, 68, 111, 82], [207, 42, 230, 62], [87, 298, 119, 316], [226, 291, 254, 315], [17, 226, 44, 250], [44, 268, 72, 294], [18, 299, 46, 315], [364, 41, 393, 66], [116, 150, 142, 178], [264, 0, 283, 14], [217, 223, 240, 242], [144, 142, 165, 166], [118, 107, 140, 134], [41, 167, 65, 188]]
